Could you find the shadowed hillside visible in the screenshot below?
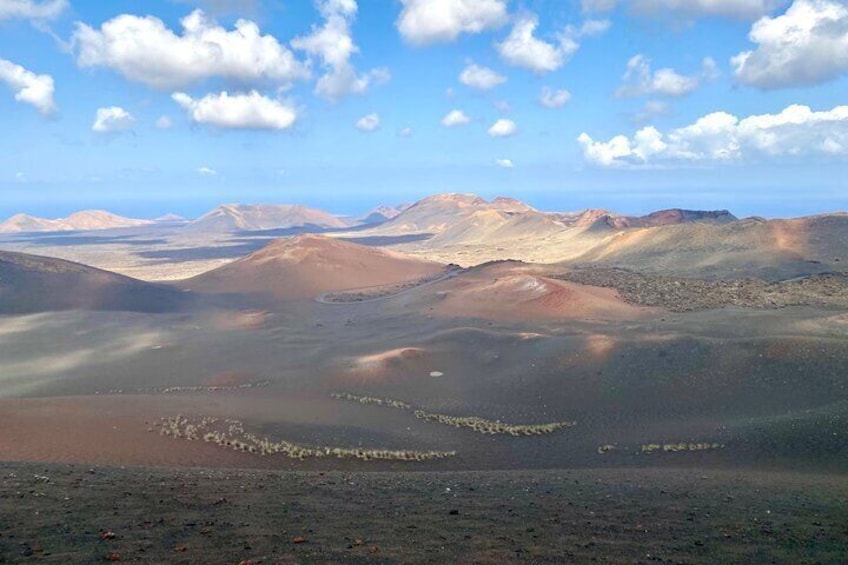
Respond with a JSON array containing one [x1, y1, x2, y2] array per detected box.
[[0, 251, 189, 314]]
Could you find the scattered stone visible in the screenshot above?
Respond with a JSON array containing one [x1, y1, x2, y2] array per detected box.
[[553, 268, 848, 312]]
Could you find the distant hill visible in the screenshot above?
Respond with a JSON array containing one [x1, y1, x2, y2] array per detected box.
[[0, 214, 60, 233], [155, 213, 186, 222], [183, 234, 444, 300], [363, 195, 741, 259], [187, 204, 351, 232], [368, 195, 733, 240], [0, 210, 153, 233], [568, 213, 848, 279], [0, 251, 189, 313], [350, 194, 847, 278], [370, 194, 537, 235], [359, 204, 411, 225], [598, 209, 737, 229]]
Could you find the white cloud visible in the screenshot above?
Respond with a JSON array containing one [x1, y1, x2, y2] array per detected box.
[[616, 54, 718, 98], [488, 118, 517, 137], [495, 158, 514, 168], [0, 58, 56, 115], [15, 172, 26, 182], [292, 0, 389, 101], [355, 112, 380, 131], [496, 14, 575, 73], [92, 106, 136, 133], [578, 18, 613, 36], [156, 115, 173, 129], [732, 0, 848, 89], [396, 0, 508, 45], [581, 0, 784, 20], [0, 0, 67, 20], [496, 14, 608, 74], [578, 103, 848, 167], [73, 9, 309, 90], [493, 99, 511, 112], [398, 126, 413, 137], [633, 99, 671, 122], [172, 91, 297, 130], [539, 86, 571, 108], [441, 109, 471, 126], [459, 62, 506, 89], [197, 167, 217, 175]]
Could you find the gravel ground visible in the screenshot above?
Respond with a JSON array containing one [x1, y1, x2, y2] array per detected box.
[[2, 463, 847, 564], [553, 269, 848, 312]]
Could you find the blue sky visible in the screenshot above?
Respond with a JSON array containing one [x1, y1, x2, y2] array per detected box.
[[0, 0, 846, 219]]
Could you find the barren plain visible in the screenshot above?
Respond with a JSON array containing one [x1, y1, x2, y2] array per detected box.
[[1, 195, 846, 563]]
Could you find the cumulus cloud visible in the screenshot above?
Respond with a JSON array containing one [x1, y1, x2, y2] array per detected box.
[[578, 103, 848, 166], [616, 54, 718, 97], [172, 91, 297, 130], [92, 106, 136, 133], [459, 62, 506, 90], [398, 126, 413, 137], [441, 109, 471, 126], [292, 0, 389, 101], [197, 166, 217, 175], [73, 9, 309, 90], [539, 86, 571, 108], [355, 112, 380, 131], [0, 57, 56, 115], [396, 0, 508, 45], [495, 158, 514, 167], [496, 14, 609, 74], [581, 0, 784, 20], [488, 118, 517, 137], [156, 115, 173, 129], [732, 0, 848, 89], [0, 0, 67, 20]]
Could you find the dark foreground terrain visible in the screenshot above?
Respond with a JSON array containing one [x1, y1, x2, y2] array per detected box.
[[1, 463, 846, 564]]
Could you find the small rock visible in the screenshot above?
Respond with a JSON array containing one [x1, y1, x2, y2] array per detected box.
[[104, 551, 121, 561], [292, 536, 307, 544]]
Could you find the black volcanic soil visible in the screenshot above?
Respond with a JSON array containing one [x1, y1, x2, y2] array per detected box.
[[554, 268, 848, 312], [2, 239, 848, 563], [2, 463, 846, 564]]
